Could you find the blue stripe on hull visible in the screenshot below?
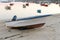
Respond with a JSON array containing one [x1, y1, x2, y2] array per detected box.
[[17, 14, 52, 21]]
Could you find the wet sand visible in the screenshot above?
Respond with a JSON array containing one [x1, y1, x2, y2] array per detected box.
[[0, 15, 60, 40]]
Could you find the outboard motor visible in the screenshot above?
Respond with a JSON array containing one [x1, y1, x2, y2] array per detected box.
[[12, 15, 17, 21]]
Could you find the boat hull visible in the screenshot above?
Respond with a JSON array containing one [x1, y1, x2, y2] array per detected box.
[[5, 17, 46, 27], [7, 23, 45, 30]]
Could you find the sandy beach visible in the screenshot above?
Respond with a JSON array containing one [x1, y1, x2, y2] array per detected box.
[[0, 14, 60, 40], [0, 2, 60, 40]]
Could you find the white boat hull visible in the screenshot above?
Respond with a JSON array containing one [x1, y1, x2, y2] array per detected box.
[[5, 17, 46, 27]]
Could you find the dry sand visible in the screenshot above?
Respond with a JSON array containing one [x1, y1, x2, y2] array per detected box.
[[0, 15, 60, 40]]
